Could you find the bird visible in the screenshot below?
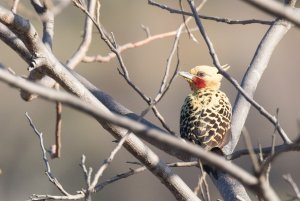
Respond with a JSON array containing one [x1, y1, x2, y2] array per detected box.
[[178, 65, 232, 152]]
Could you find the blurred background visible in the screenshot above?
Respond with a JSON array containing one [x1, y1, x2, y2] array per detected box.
[[0, 0, 300, 200]]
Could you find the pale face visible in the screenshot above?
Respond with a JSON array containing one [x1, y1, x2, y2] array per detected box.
[[179, 65, 225, 91]]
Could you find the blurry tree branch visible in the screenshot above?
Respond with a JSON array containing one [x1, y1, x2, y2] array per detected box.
[[228, 0, 296, 153], [283, 174, 300, 200], [227, 142, 300, 160], [0, 8, 265, 198], [73, 0, 175, 134], [148, 0, 273, 25], [0, 66, 259, 190], [0, 5, 200, 201], [242, 0, 300, 27], [82, 29, 192, 63], [31, 0, 54, 50], [184, 0, 297, 200], [187, 0, 292, 147], [1, 0, 300, 201], [11, 0, 19, 13], [67, 0, 95, 68]]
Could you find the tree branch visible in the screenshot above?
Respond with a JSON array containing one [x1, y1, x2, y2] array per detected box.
[[148, 0, 273, 25], [67, 0, 95, 68], [186, 0, 292, 200], [0, 67, 259, 189], [242, 0, 300, 27], [73, 0, 175, 134], [0, 6, 200, 201], [227, 6, 294, 153], [25, 113, 74, 199], [186, 0, 291, 147]]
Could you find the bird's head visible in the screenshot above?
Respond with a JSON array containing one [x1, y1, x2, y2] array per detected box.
[[178, 65, 230, 91]]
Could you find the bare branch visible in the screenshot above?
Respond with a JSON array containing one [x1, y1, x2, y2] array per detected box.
[[194, 162, 210, 201], [227, 142, 300, 161], [241, 128, 260, 173], [53, 88, 62, 158], [0, 22, 32, 64], [148, 0, 273, 25], [186, 1, 285, 200], [67, 0, 96, 68], [228, 18, 293, 153], [25, 112, 71, 197], [95, 165, 147, 192], [80, 155, 92, 189], [0, 6, 201, 200], [30, 193, 84, 201], [95, 161, 199, 193], [242, 0, 300, 27], [73, 0, 175, 134], [153, 1, 204, 104], [89, 133, 130, 190], [31, 0, 55, 50], [185, 0, 292, 148], [3, 2, 298, 200], [11, 0, 20, 13], [283, 174, 300, 200], [0, 68, 259, 189], [82, 28, 196, 63]]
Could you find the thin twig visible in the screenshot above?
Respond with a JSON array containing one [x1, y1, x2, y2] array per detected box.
[[74, 0, 174, 134], [194, 161, 210, 201], [95, 166, 147, 192], [54, 86, 62, 158], [25, 112, 71, 197], [259, 132, 277, 178], [95, 160, 199, 192], [241, 128, 260, 173], [80, 155, 92, 188], [30, 193, 84, 201], [67, 0, 96, 69], [11, 0, 20, 13], [89, 133, 130, 190], [283, 174, 300, 200], [148, 0, 273, 25], [227, 142, 300, 160], [126, 160, 199, 167], [82, 28, 198, 63]]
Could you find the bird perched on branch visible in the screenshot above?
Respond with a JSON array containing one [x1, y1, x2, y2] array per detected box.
[[178, 65, 232, 153]]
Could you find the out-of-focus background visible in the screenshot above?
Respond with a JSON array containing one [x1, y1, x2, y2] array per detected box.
[[0, 0, 300, 200]]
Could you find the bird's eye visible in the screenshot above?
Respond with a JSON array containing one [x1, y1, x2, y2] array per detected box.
[[197, 72, 205, 77]]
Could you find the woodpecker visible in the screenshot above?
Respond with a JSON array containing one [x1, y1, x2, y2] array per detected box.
[[179, 65, 232, 152]]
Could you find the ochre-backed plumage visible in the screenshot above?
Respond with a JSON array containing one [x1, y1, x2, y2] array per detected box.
[[179, 65, 232, 151]]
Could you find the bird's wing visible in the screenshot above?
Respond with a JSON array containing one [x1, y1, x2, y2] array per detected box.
[[198, 99, 231, 150]]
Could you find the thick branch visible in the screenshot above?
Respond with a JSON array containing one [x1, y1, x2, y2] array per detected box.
[[227, 17, 292, 153], [185, 0, 294, 200], [0, 22, 32, 63], [0, 68, 258, 188], [0, 7, 200, 201]]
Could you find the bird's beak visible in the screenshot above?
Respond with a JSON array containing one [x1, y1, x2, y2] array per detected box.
[[178, 71, 194, 80]]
